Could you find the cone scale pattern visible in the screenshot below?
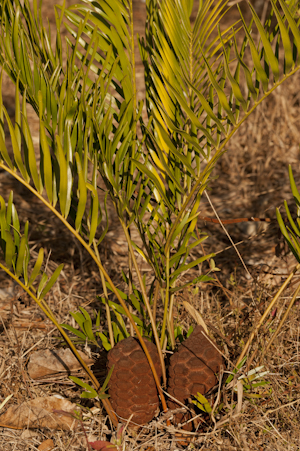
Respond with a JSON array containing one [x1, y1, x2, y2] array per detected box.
[[107, 337, 162, 425], [168, 325, 223, 428]]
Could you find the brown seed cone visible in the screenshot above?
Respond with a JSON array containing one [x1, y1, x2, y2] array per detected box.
[[168, 325, 223, 429], [107, 337, 162, 425]]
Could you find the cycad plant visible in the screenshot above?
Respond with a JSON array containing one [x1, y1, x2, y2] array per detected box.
[[0, 0, 300, 427]]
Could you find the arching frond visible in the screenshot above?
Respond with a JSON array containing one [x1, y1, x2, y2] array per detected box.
[[136, 0, 300, 253], [0, 192, 63, 296], [0, 78, 110, 246], [62, 0, 137, 122], [141, 0, 300, 187]]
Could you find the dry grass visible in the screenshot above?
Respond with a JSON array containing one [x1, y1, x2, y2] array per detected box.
[[1, 0, 300, 449]]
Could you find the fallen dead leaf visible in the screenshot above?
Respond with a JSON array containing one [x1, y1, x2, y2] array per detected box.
[[37, 438, 55, 451], [20, 429, 39, 439], [0, 395, 79, 430], [27, 348, 94, 379]]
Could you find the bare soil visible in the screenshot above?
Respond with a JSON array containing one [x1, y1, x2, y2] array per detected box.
[[1, 1, 300, 450]]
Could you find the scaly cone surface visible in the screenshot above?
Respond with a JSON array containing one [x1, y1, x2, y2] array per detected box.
[[107, 337, 162, 425], [168, 325, 223, 428]]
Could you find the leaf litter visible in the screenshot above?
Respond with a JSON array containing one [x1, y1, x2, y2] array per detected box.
[[0, 396, 78, 430], [27, 348, 94, 380], [0, 0, 300, 450]]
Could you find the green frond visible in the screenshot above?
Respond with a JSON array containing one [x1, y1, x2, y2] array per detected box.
[[277, 165, 300, 264], [0, 193, 63, 293], [137, 0, 300, 245], [63, 0, 135, 111]]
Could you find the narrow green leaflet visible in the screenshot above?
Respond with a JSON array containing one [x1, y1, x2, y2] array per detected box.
[[86, 183, 99, 245], [70, 311, 86, 330], [287, 227, 300, 259], [3, 108, 29, 181], [75, 153, 87, 232], [82, 319, 96, 342], [28, 247, 44, 287], [15, 235, 27, 277], [170, 253, 215, 283], [249, 3, 280, 82], [61, 323, 87, 340], [284, 200, 300, 236], [238, 7, 269, 93], [69, 376, 98, 399], [288, 164, 300, 206], [0, 129, 14, 170], [276, 208, 300, 261], [78, 306, 91, 321], [192, 392, 212, 413], [99, 332, 112, 351], [4, 231, 15, 269], [55, 136, 70, 218], [38, 264, 64, 299], [6, 193, 13, 233], [37, 272, 50, 298], [14, 76, 21, 149], [11, 203, 20, 248], [101, 364, 114, 394], [271, 0, 293, 74], [12, 7, 22, 75], [278, 0, 300, 65], [39, 91, 53, 204], [22, 94, 42, 192], [131, 241, 152, 267]]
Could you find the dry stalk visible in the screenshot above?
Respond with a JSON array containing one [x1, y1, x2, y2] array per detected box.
[[236, 262, 300, 366]]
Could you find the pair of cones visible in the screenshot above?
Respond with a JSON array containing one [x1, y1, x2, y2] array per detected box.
[[107, 325, 223, 427]]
